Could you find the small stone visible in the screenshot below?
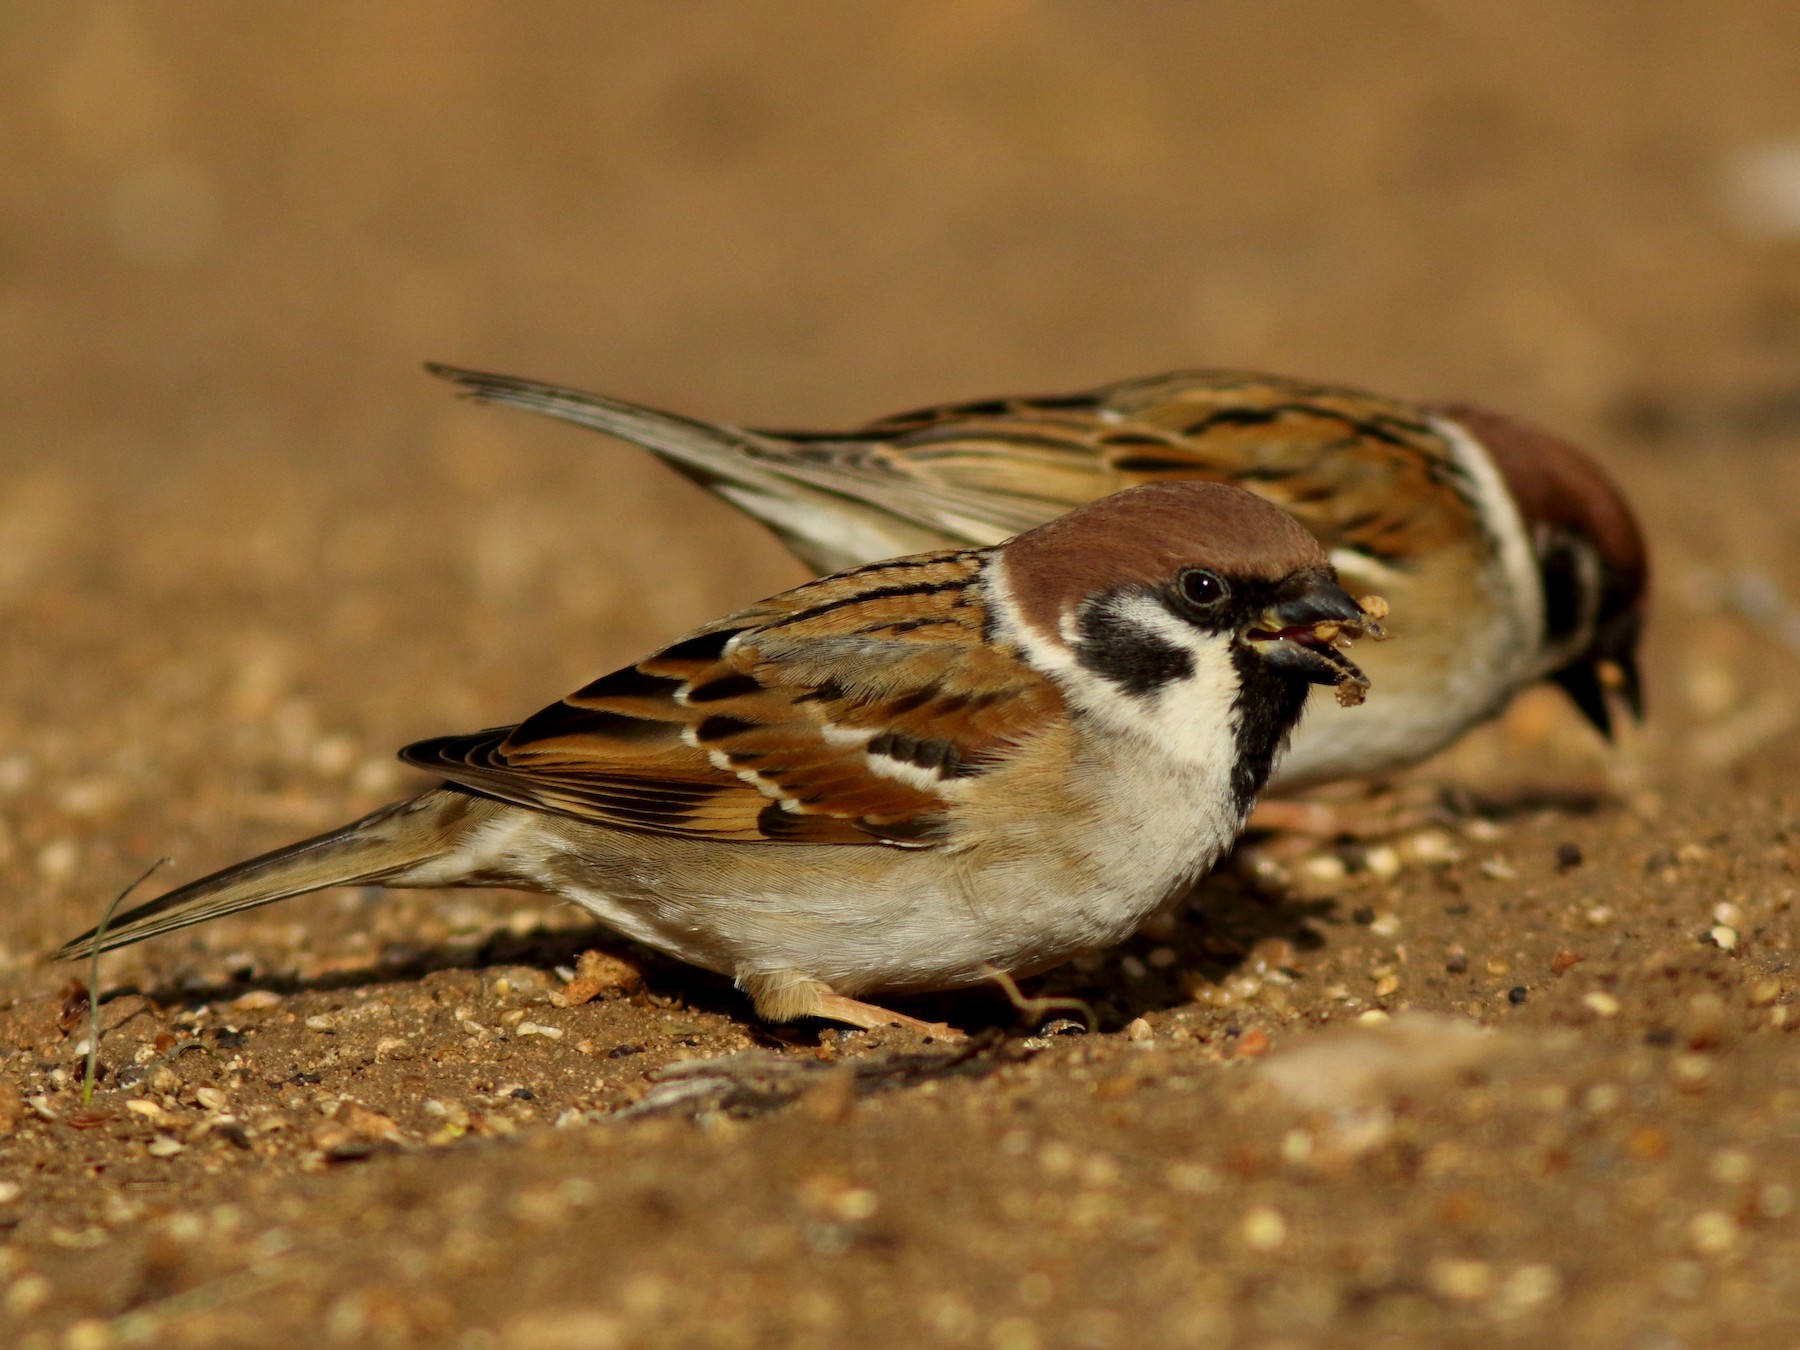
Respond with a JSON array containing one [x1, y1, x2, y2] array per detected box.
[[231, 990, 283, 1011], [1444, 951, 1469, 974], [61, 1318, 112, 1350], [1555, 842, 1583, 869], [1496, 1264, 1561, 1313], [1584, 905, 1614, 927], [147, 1136, 185, 1158], [6, 1272, 51, 1316], [1709, 925, 1740, 952], [515, 1023, 564, 1041], [1298, 855, 1348, 886], [1688, 1209, 1739, 1256], [1507, 986, 1529, 1006], [1146, 946, 1178, 970], [1582, 991, 1622, 1018], [1355, 1009, 1391, 1024], [1119, 955, 1148, 980], [1759, 1183, 1794, 1218], [1369, 912, 1402, 938], [1124, 1017, 1154, 1042], [1748, 978, 1783, 1007], [1550, 950, 1585, 975], [1361, 845, 1401, 881], [1708, 1149, 1754, 1185], [1239, 1205, 1286, 1252], [1373, 974, 1401, 997], [194, 1087, 228, 1112], [303, 1015, 336, 1033], [1233, 1028, 1271, 1057], [0, 1182, 19, 1205], [1712, 901, 1743, 927], [1351, 905, 1376, 925], [1486, 957, 1511, 976], [826, 1188, 879, 1223], [1428, 1257, 1495, 1302], [1479, 857, 1517, 880]]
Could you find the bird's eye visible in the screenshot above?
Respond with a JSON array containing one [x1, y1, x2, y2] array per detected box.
[[1176, 568, 1230, 612]]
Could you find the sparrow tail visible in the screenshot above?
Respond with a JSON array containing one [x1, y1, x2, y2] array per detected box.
[[424, 363, 995, 570], [53, 789, 487, 961], [425, 363, 791, 496]]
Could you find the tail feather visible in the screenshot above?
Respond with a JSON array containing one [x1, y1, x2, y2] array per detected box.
[[54, 791, 479, 961], [425, 363, 792, 496], [425, 363, 994, 570]]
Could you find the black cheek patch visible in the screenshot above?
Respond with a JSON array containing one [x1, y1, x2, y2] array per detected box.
[[1073, 602, 1195, 697]]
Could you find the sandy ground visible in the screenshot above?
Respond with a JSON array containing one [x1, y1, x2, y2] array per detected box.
[[3, 4, 1800, 1347]]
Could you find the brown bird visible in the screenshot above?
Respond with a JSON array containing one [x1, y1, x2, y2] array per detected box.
[[59, 483, 1378, 1030]]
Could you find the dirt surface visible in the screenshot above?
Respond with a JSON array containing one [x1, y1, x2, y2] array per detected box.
[[4, 5, 1800, 1347]]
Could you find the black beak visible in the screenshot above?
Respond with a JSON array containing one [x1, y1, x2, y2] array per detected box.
[[1551, 610, 1645, 740], [1248, 575, 1370, 689]]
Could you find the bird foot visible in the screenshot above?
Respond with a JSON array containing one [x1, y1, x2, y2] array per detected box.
[[742, 972, 963, 1039]]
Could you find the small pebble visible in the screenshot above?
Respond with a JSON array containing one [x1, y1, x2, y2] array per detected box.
[[1555, 842, 1583, 869], [1497, 1264, 1562, 1312], [1708, 1149, 1754, 1185], [1582, 991, 1622, 1018], [1351, 905, 1376, 926], [194, 1087, 228, 1112], [1298, 855, 1348, 886], [1506, 986, 1529, 1006], [1428, 1257, 1495, 1302], [1688, 1210, 1739, 1256], [1361, 845, 1401, 881], [1239, 1205, 1286, 1252], [6, 1273, 51, 1316], [1712, 901, 1743, 927], [1444, 951, 1469, 974], [147, 1136, 185, 1158], [1124, 1018, 1154, 1042], [61, 1319, 112, 1350], [1709, 925, 1739, 952], [1584, 905, 1614, 927], [1550, 950, 1585, 975]]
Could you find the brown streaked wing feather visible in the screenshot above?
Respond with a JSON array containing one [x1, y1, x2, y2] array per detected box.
[[399, 554, 1062, 845], [769, 371, 1486, 565]]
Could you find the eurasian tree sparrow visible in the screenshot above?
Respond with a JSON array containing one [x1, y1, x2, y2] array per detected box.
[[428, 366, 1645, 792], [60, 484, 1378, 1030]]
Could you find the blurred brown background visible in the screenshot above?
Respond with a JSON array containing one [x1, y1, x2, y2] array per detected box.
[[4, 6, 1800, 1348]]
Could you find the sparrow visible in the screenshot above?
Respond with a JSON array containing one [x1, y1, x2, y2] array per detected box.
[[58, 483, 1379, 1031], [426, 364, 1647, 793]]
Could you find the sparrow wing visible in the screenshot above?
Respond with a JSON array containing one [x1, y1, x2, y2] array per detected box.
[[793, 371, 1486, 567], [400, 554, 1061, 845]]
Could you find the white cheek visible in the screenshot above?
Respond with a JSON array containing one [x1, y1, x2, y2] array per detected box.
[[1069, 594, 1244, 768]]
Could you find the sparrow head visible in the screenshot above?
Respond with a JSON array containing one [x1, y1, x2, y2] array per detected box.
[[996, 481, 1374, 702], [1440, 403, 1649, 737]]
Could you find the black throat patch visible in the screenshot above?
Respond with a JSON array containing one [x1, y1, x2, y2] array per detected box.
[[1071, 597, 1196, 697], [1226, 643, 1313, 817]]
